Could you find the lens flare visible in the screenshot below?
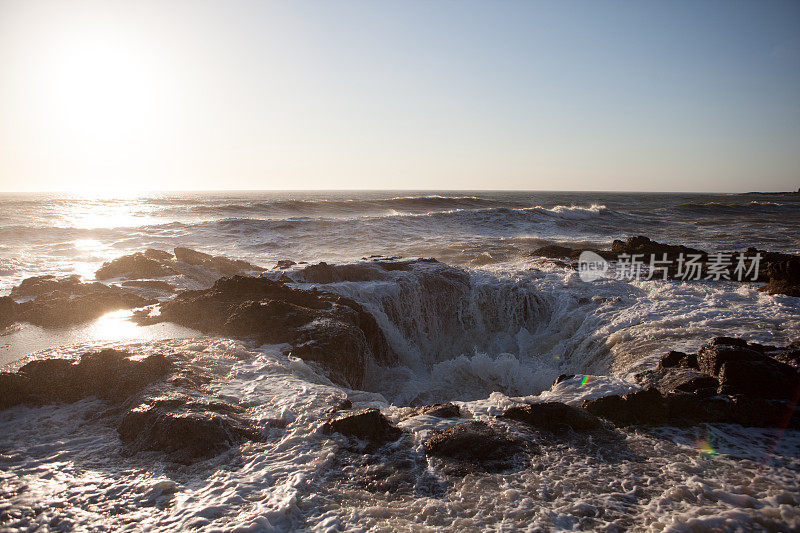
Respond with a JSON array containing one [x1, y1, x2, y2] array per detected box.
[[696, 438, 717, 456], [580, 375, 591, 386]]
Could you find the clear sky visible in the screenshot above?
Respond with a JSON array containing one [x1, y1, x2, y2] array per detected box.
[[0, 0, 798, 193]]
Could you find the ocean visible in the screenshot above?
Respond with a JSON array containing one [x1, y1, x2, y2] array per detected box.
[[1, 191, 799, 531]]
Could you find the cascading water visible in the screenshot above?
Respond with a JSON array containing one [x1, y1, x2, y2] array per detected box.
[[284, 260, 617, 405]]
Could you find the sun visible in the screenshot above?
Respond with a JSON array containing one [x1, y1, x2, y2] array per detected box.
[[32, 31, 175, 194]]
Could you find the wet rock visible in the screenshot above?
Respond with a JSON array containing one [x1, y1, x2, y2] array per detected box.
[[11, 279, 155, 328], [639, 367, 719, 396], [173, 247, 262, 277], [95, 248, 264, 286], [718, 358, 799, 400], [156, 275, 396, 387], [662, 392, 732, 425], [758, 259, 800, 297], [503, 402, 602, 432], [423, 420, 532, 472], [96, 253, 175, 280], [299, 261, 390, 283], [118, 394, 263, 464], [551, 374, 576, 387], [658, 351, 698, 370], [697, 341, 764, 376], [0, 296, 18, 328], [773, 348, 800, 369], [610, 235, 707, 262], [589, 337, 799, 428], [173, 247, 214, 265], [582, 388, 667, 425], [0, 350, 172, 409], [422, 403, 461, 418], [144, 248, 174, 261], [706, 337, 749, 348], [726, 395, 800, 429], [322, 408, 402, 445], [273, 260, 296, 270], [10, 274, 84, 298], [531, 245, 579, 259]]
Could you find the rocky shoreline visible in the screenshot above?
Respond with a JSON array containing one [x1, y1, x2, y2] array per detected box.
[[532, 235, 800, 296], [1, 240, 798, 469]]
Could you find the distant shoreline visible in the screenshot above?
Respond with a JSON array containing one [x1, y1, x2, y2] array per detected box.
[[741, 189, 800, 196]]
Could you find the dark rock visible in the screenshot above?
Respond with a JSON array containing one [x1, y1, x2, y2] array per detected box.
[[759, 259, 800, 297], [273, 260, 296, 270], [0, 350, 172, 409], [658, 351, 699, 370], [726, 395, 800, 429], [322, 408, 402, 445], [95, 248, 264, 286], [173, 247, 214, 265], [706, 337, 749, 348], [144, 248, 174, 261], [773, 349, 800, 369], [11, 277, 155, 328], [422, 403, 461, 418], [639, 367, 719, 396], [662, 392, 732, 425], [118, 394, 263, 464], [531, 245, 577, 259], [582, 388, 667, 425], [0, 296, 18, 328], [156, 275, 396, 387], [718, 358, 799, 400], [423, 421, 532, 472], [609, 236, 707, 261], [503, 402, 602, 432], [10, 274, 84, 298], [552, 374, 576, 387], [0, 373, 30, 410], [96, 253, 175, 280], [697, 342, 764, 376], [173, 247, 263, 277]]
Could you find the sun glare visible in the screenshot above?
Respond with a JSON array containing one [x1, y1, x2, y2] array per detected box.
[[32, 30, 175, 194]]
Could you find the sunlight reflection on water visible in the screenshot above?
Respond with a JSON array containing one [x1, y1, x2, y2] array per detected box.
[[0, 310, 198, 367]]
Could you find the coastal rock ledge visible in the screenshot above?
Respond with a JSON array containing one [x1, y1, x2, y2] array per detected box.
[[581, 337, 800, 428], [147, 275, 397, 388]]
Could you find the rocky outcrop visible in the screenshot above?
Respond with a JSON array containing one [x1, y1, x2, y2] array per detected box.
[[273, 260, 296, 270], [532, 236, 800, 295], [758, 259, 800, 297], [153, 275, 396, 387], [95, 247, 264, 284], [531, 245, 583, 260], [610, 236, 707, 262], [118, 393, 263, 464], [0, 296, 18, 328], [658, 350, 699, 370], [582, 389, 668, 425], [6, 275, 155, 328], [585, 337, 800, 428], [322, 408, 403, 445], [423, 421, 533, 473], [502, 402, 602, 432], [0, 349, 263, 464], [95, 252, 175, 280], [531, 236, 704, 264], [0, 349, 171, 409], [295, 258, 440, 284]]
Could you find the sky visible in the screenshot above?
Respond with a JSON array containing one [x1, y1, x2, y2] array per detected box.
[[0, 0, 798, 193]]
